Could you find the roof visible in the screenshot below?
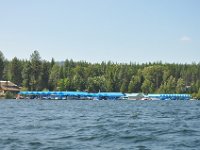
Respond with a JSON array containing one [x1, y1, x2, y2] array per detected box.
[[0, 81, 20, 92], [148, 94, 161, 97], [19, 91, 124, 97], [125, 93, 144, 97]]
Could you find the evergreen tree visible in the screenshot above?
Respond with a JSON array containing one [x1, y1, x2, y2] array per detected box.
[[30, 50, 42, 90], [141, 79, 153, 94], [49, 64, 60, 90], [176, 78, 185, 93], [128, 76, 141, 93], [22, 61, 32, 90], [2, 60, 11, 81], [0, 50, 200, 97], [0, 51, 5, 80], [39, 61, 51, 90], [11, 57, 23, 85]]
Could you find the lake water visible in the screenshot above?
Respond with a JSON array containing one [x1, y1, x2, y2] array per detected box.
[[0, 100, 200, 150]]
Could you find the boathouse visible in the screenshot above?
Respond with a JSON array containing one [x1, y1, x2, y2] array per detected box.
[[0, 81, 21, 96]]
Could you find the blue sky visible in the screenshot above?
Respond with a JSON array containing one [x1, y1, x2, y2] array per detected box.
[[0, 0, 199, 63]]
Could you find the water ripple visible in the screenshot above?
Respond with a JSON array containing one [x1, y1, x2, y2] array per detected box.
[[0, 100, 200, 150]]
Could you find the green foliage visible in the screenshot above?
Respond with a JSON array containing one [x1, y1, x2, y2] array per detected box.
[[22, 61, 32, 90], [0, 51, 199, 98], [39, 61, 51, 90], [57, 78, 69, 91], [158, 76, 176, 93], [176, 78, 185, 93], [196, 88, 200, 99], [87, 76, 106, 92], [0, 51, 5, 80], [3, 60, 11, 81], [141, 79, 154, 94], [142, 65, 165, 92], [30, 50, 42, 90], [11, 57, 23, 85], [5, 92, 15, 99], [128, 75, 142, 93], [49, 64, 60, 90]]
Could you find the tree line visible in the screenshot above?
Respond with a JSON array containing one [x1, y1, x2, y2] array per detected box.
[[0, 50, 200, 98]]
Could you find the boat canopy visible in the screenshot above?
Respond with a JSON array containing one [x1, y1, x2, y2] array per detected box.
[[19, 91, 124, 98]]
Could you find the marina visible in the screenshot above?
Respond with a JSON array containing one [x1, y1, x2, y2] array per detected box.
[[18, 91, 191, 100]]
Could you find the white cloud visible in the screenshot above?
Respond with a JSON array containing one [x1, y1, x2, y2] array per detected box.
[[180, 35, 192, 42]]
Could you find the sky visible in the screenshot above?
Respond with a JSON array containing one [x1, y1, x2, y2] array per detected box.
[[0, 0, 200, 63]]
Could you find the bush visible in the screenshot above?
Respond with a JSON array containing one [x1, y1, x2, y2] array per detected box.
[[5, 92, 15, 99]]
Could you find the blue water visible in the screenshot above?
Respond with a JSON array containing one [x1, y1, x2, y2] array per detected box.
[[0, 100, 200, 150]]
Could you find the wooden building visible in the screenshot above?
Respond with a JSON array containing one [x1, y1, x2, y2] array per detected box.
[[0, 81, 20, 96]]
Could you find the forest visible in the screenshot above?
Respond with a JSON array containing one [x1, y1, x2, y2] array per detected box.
[[0, 50, 200, 99]]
